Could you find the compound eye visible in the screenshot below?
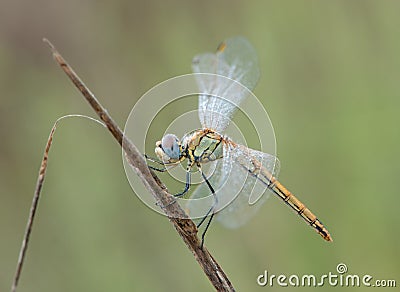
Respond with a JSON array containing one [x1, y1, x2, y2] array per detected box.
[[161, 134, 181, 159]]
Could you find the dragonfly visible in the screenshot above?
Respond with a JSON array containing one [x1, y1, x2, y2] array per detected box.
[[148, 36, 332, 248]]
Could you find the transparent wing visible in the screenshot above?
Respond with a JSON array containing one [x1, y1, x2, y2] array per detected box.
[[192, 36, 260, 133], [185, 142, 280, 229], [215, 143, 280, 229]]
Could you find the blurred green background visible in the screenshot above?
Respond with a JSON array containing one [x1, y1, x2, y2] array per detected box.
[[1, 1, 399, 291]]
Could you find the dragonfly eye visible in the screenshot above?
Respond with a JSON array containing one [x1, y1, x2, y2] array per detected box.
[[161, 134, 181, 159]]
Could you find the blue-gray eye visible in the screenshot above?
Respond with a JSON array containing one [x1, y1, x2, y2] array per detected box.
[[161, 134, 180, 159]]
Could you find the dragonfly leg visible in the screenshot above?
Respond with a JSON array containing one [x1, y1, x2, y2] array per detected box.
[[144, 154, 168, 172], [148, 165, 167, 172], [174, 163, 192, 198], [145, 153, 182, 172], [196, 166, 218, 249], [144, 153, 164, 165]]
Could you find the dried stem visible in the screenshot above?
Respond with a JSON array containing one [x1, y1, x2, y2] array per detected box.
[[11, 125, 55, 292], [11, 39, 235, 292]]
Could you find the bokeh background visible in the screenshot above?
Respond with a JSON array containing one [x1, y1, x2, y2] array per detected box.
[[1, 1, 399, 291]]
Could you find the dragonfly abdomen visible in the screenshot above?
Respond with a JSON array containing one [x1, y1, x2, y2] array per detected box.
[[269, 179, 333, 242], [230, 146, 332, 242]]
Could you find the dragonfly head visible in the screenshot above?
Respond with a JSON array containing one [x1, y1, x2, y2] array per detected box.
[[155, 134, 182, 162]]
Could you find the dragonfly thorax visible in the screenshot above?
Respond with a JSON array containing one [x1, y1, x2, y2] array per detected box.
[[182, 129, 225, 163]]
